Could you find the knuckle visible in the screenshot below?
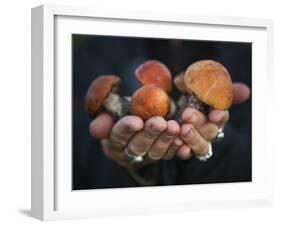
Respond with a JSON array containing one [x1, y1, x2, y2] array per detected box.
[[203, 126, 218, 141], [209, 129, 218, 141], [151, 145, 166, 154], [109, 136, 127, 150], [159, 134, 175, 144], [148, 146, 167, 159], [148, 151, 164, 160], [127, 143, 146, 156], [143, 131, 158, 140]]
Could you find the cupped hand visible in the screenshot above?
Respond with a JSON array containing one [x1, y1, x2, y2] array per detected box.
[[89, 114, 181, 168], [177, 82, 251, 160], [177, 108, 228, 160], [89, 82, 250, 165]]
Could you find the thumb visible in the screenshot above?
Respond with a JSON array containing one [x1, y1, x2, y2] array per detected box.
[[89, 113, 114, 139], [232, 83, 251, 105]]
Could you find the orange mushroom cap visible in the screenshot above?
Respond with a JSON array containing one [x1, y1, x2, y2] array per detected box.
[[135, 60, 172, 92], [85, 75, 121, 118], [131, 84, 170, 121], [184, 60, 233, 110]]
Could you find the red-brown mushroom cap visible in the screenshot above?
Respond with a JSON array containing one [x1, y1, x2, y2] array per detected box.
[[131, 84, 170, 121], [135, 60, 172, 92], [85, 75, 121, 118], [184, 60, 233, 110]]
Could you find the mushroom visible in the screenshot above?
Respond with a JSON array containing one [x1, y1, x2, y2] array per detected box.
[[85, 75, 130, 119], [131, 84, 170, 121], [175, 60, 233, 123], [134, 60, 177, 119], [135, 60, 172, 92]]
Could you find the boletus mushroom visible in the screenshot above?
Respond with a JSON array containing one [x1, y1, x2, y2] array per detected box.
[[175, 60, 233, 123], [135, 59, 172, 92], [85, 75, 130, 119], [134, 60, 177, 119], [131, 84, 170, 121]]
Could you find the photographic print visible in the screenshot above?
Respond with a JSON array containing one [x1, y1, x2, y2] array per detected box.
[[72, 35, 252, 190], [32, 5, 273, 220]]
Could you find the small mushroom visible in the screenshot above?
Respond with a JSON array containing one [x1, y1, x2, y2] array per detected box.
[[135, 60, 176, 119], [131, 84, 170, 121], [175, 60, 233, 123], [135, 60, 172, 92], [85, 75, 130, 119]]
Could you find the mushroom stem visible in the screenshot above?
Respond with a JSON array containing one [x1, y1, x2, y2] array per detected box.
[[176, 93, 209, 124], [103, 92, 130, 119]]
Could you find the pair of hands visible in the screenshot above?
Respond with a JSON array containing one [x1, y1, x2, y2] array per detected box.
[[89, 83, 250, 168]]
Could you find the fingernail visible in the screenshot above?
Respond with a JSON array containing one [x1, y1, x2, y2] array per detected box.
[[150, 124, 161, 134], [174, 139, 183, 147], [164, 131, 175, 138], [126, 125, 135, 133], [182, 127, 192, 138]]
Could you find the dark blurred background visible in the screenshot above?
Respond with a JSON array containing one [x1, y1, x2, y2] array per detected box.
[[72, 35, 252, 190]]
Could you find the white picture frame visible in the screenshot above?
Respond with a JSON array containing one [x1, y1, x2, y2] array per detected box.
[[31, 4, 274, 221]]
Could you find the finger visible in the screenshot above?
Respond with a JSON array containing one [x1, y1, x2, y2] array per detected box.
[[148, 120, 180, 160], [163, 138, 183, 160], [127, 116, 167, 156], [101, 139, 116, 160], [180, 123, 209, 156], [89, 113, 114, 139], [176, 144, 192, 160], [208, 110, 229, 128], [109, 116, 144, 151], [102, 140, 133, 168], [198, 123, 219, 141], [181, 108, 207, 128], [232, 83, 251, 105], [182, 108, 219, 140]]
